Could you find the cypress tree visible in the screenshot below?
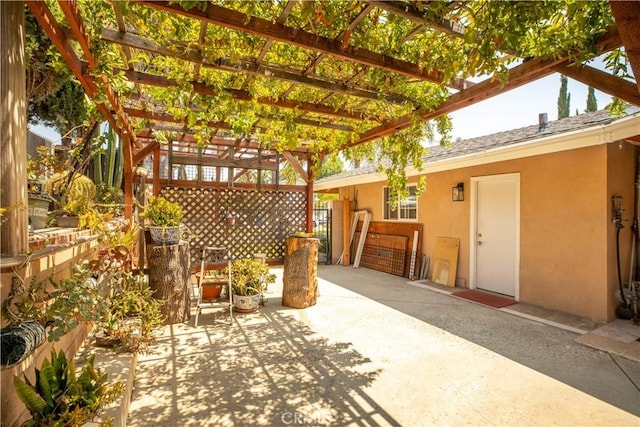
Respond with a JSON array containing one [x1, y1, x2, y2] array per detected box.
[[557, 75, 570, 119], [586, 86, 598, 112]]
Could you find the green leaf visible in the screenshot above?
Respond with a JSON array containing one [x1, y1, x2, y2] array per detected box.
[[37, 361, 57, 408], [14, 375, 48, 415]]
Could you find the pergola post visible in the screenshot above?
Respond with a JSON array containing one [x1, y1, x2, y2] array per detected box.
[[153, 145, 160, 195], [0, 2, 28, 257], [306, 158, 314, 233], [122, 134, 134, 219]]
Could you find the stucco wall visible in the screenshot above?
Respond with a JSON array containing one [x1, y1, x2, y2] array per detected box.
[[606, 142, 637, 320], [336, 142, 637, 322]]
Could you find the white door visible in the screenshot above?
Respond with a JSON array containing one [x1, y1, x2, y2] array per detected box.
[[472, 174, 519, 297]]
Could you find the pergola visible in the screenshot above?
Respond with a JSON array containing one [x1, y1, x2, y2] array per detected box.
[[2, 1, 640, 257]]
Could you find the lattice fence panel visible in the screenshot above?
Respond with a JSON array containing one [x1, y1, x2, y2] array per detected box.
[[160, 187, 306, 263]]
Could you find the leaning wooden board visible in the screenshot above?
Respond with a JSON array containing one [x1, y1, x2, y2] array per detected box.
[[432, 237, 460, 287], [354, 221, 423, 278]]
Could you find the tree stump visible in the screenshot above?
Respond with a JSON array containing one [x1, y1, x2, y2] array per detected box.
[[148, 241, 191, 324], [283, 237, 319, 309]]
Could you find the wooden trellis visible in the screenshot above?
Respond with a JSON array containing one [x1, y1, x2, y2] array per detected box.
[[160, 187, 307, 263]]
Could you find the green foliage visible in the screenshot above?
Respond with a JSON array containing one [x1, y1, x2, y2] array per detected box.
[[557, 75, 570, 119], [227, 259, 276, 296], [29, 80, 89, 142], [606, 97, 627, 117], [2, 263, 103, 343], [14, 348, 124, 427], [316, 154, 345, 180], [95, 183, 124, 217], [586, 86, 598, 112], [140, 196, 184, 227], [33, 0, 618, 198], [87, 226, 164, 353], [24, 8, 70, 106], [47, 172, 97, 216]]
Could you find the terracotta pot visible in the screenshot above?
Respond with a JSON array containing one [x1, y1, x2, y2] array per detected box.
[[201, 283, 223, 301], [196, 273, 225, 301]]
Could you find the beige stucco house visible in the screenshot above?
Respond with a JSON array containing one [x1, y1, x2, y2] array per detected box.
[[315, 108, 640, 323]]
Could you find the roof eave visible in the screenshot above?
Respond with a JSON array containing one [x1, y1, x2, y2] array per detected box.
[[314, 113, 640, 191]]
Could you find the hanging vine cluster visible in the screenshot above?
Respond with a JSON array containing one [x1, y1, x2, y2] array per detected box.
[[34, 0, 621, 197]]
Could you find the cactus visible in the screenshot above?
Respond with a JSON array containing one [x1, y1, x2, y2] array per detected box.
[[47, 172, 96, 216]]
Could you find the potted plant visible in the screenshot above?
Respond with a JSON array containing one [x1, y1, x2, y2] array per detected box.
[[227, 258, 276, 313], [26, 147, 57, 230], [13, 348, 124, 426], [47, 171, 97, 228], [139, 196, 184, 245], [195, 269, 227, 302], [89, 229, 164, 353]]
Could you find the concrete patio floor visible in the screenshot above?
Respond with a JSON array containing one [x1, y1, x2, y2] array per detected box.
[[127, 265, 639, 426]]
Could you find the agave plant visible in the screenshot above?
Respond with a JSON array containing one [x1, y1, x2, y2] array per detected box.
[[13, 348, 124, 426]]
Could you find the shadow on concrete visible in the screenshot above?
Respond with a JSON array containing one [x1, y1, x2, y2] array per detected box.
[[317, 265, 640, 417], [128, 307, 397, 426]]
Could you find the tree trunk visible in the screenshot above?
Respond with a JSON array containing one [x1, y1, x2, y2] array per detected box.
[[283, 237, 319, 309], [147, 242, 191, 324]]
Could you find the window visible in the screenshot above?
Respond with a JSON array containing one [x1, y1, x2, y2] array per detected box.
[[384, 186, 417, 220]]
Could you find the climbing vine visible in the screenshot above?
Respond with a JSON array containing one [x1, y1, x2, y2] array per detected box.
[[32, 0, 621, 195]]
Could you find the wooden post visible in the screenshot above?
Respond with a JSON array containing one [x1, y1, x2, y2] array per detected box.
[[122, 134, 134, 220], [147, 242, 191, 324], [342, 198, 351, 265], [153, 145, 160, 195], [306, 162, 315, 233], [0, 2, 28, 257], [283, 236, 319, 308]]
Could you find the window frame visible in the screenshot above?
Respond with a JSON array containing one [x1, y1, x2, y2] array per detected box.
[[383, 185, 418, 221]]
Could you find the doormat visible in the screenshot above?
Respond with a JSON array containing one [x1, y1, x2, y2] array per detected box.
[[452, 290, 517, 308]]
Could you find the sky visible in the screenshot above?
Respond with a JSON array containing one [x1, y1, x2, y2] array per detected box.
[[448, 72, 613, 141], [29, 72, 613, 145]]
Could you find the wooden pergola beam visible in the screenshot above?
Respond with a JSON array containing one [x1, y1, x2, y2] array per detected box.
[[25, 1, 119, 134], [365, 0, 465, 37], [135, 127, 310, 155], [172, 154, 279, 171], [303, 3, 375, 76], [552, 63, 640, 106], [132, 141, 160, 165], [242, 0, 296, 89], [351, 28, 623, 147], [133, 0, 472, 90], [118, 68, 372, 121], [100, 28, 410, 106], [609, 1, 640, 94], [58, 0, 140, 149], [281, 151, 309, 183]]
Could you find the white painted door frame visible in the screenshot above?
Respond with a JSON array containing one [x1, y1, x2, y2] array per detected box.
[[469, 173, 521, 300]]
